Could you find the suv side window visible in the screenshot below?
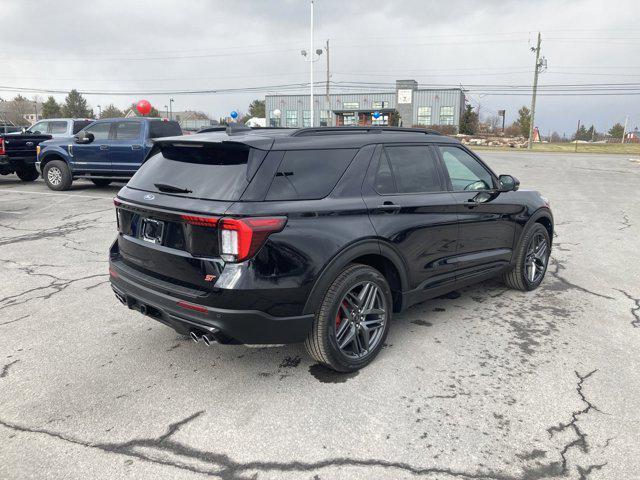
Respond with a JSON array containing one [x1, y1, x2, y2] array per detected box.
[[266, 149, 356, 201], [439, 146, 494, 191], [72, 120, 93, 134], [84, 122, 111, 140], [377, 145, 443, 194], [112, 121, 142, 140]]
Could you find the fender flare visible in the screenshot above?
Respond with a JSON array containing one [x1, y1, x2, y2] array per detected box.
[[40, 147, 71, 168], [513, 206, 554, 260], [302, 239, 410, 315]]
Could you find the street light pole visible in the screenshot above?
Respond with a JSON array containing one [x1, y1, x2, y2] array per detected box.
[[97, 105, 102, 118], [169, 98, 174, 120], [309, 0, 314, 127]]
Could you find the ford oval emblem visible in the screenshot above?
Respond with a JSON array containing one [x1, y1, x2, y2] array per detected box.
[[26, 141, 34, 146], [143, 194, 155, 200]]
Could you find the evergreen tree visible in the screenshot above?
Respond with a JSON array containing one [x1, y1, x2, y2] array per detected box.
[[608, 123, 625, 139], [41, 96, 62, 118], [459, 104, 479, 135], [62, 89, 91, 117], [515, 106, 531, 137], [248, 99, 265, 118]]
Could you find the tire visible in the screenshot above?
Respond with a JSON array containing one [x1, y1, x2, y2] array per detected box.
[[305, 264, 393, 372], [43, 160, 72, 191], [15, 166, 39, 182], [91, 179, 112, 187], [503, 223, 551, 291]]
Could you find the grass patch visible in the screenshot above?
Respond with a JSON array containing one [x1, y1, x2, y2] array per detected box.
[[470, 143, 640, 155]]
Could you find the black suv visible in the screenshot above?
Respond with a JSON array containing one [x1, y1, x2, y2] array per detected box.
[[109, 127, 553, 372]]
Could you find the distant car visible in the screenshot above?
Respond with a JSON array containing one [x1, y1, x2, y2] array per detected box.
[[37, 117, 182, 190], [0, 124, 25, 134], [109, 126, 554, 372]]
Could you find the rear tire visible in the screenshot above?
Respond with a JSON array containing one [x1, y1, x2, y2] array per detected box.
[[503, 223, 550, 291], [43, 160, 72, 191], [91, 179, 112, 187], [305, 264, 392, 372], [15, 166, 39, 182]]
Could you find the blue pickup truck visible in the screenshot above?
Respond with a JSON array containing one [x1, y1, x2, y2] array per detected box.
[[37, 117, 182, 190]]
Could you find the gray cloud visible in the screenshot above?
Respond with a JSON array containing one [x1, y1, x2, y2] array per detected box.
[[1, 0, 638, 133]]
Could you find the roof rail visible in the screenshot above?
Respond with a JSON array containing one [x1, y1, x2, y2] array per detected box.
[[291, 127, 442, 137]]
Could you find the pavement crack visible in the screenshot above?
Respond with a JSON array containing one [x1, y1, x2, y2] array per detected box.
[[0, 360, 19, 378], [546, 258, 614, 300], [547, 370, 604, 476], [576, 463, 607, 480], [0, 219, 102, 247], [615, 289, 640, 328], [0, 314, 30, 327], [618, 212, 631, 231]]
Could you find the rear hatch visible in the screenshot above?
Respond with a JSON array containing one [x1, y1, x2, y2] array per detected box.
[[114, 139, 270, 289]]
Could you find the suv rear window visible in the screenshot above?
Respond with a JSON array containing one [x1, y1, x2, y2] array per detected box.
[[149, 120, 182, 138], [266, 149, 357, 201], [128, 143, 265, 201]]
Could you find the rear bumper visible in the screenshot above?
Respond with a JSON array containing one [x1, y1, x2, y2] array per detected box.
[[109, 261, 314, 344], [0, 155, 36, 167]]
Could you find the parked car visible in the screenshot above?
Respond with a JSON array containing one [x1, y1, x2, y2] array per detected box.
[[37, 117, 182, 190], [1, 119, 95, 182], [109, 126, 553, 372], [1, 124, 25, 134]]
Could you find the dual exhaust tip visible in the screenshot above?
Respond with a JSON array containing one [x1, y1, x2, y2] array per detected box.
[[190, 331, 215, 346]]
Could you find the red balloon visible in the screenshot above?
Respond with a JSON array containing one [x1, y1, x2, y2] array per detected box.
[[136, 99, 152, 116]]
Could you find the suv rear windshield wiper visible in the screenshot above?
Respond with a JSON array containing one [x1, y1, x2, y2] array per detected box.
[[154, 183, 193, 194]]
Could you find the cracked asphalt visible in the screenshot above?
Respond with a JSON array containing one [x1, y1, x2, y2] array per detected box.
[[1, 151, 639, 479]]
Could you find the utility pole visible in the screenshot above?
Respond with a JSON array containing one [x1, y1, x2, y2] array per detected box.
[[169, 98, 174, 121], [309, 0, 314, 127], [622, 114, 629, 144], [325, 39, 330, 126], [528, 32, 544, 150], [574, 119, 581, 153]]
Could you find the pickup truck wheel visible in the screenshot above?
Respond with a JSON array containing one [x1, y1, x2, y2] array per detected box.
[[91, 179, 112, 187], [43, 160, 72, 191], [305, 264, 392, 372], [15, 166, 39, 182]]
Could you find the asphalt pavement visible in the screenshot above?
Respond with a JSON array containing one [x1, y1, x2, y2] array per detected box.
[[0, 151, 639, 479]]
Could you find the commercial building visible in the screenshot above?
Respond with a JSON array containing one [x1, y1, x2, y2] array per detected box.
[[265, 80, 465, 129]]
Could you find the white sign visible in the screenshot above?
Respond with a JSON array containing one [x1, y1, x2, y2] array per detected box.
[[397, 89, 412, 104]]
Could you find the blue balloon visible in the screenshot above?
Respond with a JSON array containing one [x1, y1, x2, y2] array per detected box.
[[373, 111, 381, 119], [230, 111, 238, 119]]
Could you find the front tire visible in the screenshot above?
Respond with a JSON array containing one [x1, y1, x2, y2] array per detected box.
[[15, 166, 39, 182], [43, 160, 72, 191], [305, 264, 392, 372], [503, 223, 550, 291]]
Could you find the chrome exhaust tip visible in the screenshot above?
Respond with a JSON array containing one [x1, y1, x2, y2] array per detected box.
[[201, 334, 215, 346], [189, 331, 200, 343]]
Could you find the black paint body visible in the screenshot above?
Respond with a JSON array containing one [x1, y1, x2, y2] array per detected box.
[[109, 129, 553, 344]]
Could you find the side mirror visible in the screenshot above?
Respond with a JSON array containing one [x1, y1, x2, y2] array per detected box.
[[74, 131, 95, 144], [498, 174, 520, 192]]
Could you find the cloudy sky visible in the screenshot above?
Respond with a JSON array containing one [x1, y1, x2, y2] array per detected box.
[[2, 0, 638, 134]]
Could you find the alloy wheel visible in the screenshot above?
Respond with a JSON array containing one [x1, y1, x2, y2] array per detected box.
[[525, 231, 548, 283], [47, 167, 62, 186], [334, 281, 387, 359]]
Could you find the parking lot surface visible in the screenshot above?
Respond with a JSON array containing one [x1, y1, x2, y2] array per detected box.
[[0, 151, 639, 479]]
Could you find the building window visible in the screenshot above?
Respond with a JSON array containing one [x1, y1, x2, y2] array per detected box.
[[285, 110, 298, 128], [372, 101, 388, 110], [302, 110, 311, 127], [371, 114, 389, 126], [342, 113, 357, 126], [269, 110, 281, 127], [342, 102, 359, 110], [439, 106, 455, 125], [417, 107, 432, 126], [320, 110, 329, 126]]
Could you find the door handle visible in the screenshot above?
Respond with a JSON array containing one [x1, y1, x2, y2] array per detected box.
[[99, 145, 109, 150], [377, 201, 401, 212], [131, 145, 142, 150]]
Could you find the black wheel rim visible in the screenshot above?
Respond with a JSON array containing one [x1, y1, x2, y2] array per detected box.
[[334, 281, 387, 359], [525, 232, 548, 283]]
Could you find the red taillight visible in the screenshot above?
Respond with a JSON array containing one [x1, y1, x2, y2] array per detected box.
[[0, 138, 5, 156], [181, 214, 220, 227], [219, 217, 287, 262], [177, 300, 208, 314]]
